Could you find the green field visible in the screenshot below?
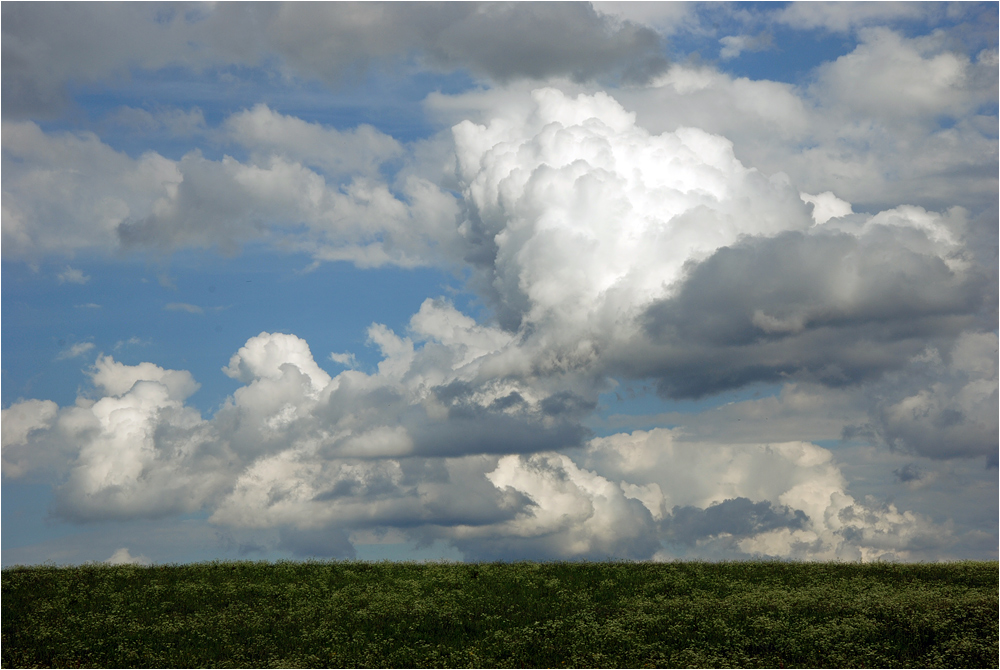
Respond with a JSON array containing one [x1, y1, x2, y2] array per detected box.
[[2, 560, 996, 668]]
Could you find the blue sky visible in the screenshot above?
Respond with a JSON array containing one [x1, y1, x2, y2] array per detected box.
[[2, 2, 997, 567]]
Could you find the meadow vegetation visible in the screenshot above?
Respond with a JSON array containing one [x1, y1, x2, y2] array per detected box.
[[2, 560, 997, 668]]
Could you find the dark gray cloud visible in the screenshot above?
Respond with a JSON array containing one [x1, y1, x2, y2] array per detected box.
[[417, 2, 667, 84], [637, 227, 991, 399], [406, 383, 593, 457], [663, 497, 808, 545], [864, 331, 998, 462], [893, 463, 924, 483], [410, 411, 590, 457], [2, 2, 666, 119]]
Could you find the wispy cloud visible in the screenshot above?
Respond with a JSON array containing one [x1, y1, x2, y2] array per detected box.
[[55, 342, 95, 361], [164, 302, 204, 314], [114, 337, 148, 350], [718, 32, 774, 60], [329, 351, 358, 368], [57, 266, 90, 284]]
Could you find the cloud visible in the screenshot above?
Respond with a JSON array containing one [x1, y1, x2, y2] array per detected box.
[[105, 547, 151, 566], [3, 25, 996, 562], [2, 3, 667, 119], [638, 215, 986, 398], [55, 342, 95, 361], [6, 322, 970, 562], [232, 2, 667, 86], [114, 337, 146, 350], [719, 33, 774, 60], [864, 331, 999, 462], [663, 497, 808, 545], [1, 3, 207, 118], [2, 121, 181, 259], [1, 399, 59, 477], [613, 30, 997, 216], [583, 429, 955, 561], [164, 302, 204, 314], [811, 27, 997, 123], [3, 114, 461, 265], [329, 352, 358, 368], [6, 356, 226, 521], [223, 331, 332, 393], [223, 104, 403, 179], [893, 463, 924, 484], [449, 87, 814, 338], [591, 2, 697, 36], [436, 88, 989, 409], [450, 452, 661, 561], [776, 2, 947, 34], [57, 266, 90, 284], [800, 191, 853, 224], [109, 106, 207, 138], [89, 354, 200, 400], [598, 382, 867, 446]]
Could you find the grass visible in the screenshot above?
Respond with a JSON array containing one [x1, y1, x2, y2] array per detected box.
[[2, 560, 997, 668]]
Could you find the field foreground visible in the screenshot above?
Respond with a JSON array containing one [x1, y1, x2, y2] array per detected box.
[[2, 560, 997, 668]]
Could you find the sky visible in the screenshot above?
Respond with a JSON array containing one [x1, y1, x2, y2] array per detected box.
[[2, 1, 997, 567]]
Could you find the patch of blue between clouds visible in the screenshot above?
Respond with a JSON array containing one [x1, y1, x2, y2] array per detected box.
[[2, 248, 471, 417]]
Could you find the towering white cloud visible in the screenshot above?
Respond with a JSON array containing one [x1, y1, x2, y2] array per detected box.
[[452, 88, 813, 337]]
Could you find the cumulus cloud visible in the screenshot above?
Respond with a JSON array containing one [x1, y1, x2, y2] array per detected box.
[[613, 29, 997, 215], [450, 87, 814, 338], [639, 213, 985, 398], [223, 331, 332, 393], [4, 318, 968, 562], [860, 331, 999, 463], [2, 113, 461, 265], [3, 356, 233, 522], [435, 88, 989, 408], [811, 27, 997, 123], [583, 429, 954, 561], [1, 399, 60, 477], [1, 121, 181, 259]]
